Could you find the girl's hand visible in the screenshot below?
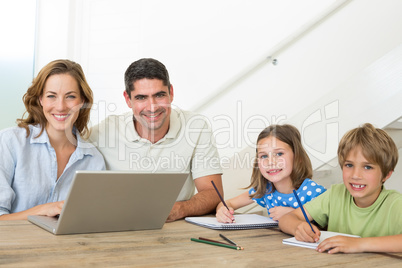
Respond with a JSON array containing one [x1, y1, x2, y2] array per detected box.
[[316, 236, 363, 254], [268, 206, 294, 221], [294, 221, 321, 243], [216, 205, 235, 223]]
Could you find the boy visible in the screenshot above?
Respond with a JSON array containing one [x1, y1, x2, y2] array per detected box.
[[279, 123, 402, 253]]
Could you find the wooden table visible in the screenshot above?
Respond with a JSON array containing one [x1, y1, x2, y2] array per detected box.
[[0, 219, 401, 267]]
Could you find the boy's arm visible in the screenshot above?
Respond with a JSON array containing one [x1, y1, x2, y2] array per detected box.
[[317, 234, 402, 254], [279, 207, 321, 242]]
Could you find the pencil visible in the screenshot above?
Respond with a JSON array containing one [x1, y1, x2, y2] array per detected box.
[[191, 238, 243, 250], [219, 234, 237, 246], [292, 190, 315, 233], [211, 180, 236, 222], [199, 237, 244, 250]]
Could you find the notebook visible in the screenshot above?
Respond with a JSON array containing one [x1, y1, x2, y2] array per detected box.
[[282, 231, 361, 249], [185, 214, 278, 230], [28, 171, 187, 235]]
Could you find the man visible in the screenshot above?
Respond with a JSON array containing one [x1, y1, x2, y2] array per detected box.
[[90, 58, 223, 222]]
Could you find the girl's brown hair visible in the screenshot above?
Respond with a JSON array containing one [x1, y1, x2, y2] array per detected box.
[[17, 59, 93, 138], [248, 124, 313, 198]]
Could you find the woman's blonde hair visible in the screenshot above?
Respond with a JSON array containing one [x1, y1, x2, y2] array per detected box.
[[248, 124, 313, 198], [17, 59, 93, 138], [338, 123, 398, 179]]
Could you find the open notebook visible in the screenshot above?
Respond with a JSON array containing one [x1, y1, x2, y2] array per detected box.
[[282, 231, 360, 249], [185, 214, 278, 230]]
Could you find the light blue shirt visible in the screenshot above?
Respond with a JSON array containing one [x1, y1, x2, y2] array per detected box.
[[0, 125, 105, 215]]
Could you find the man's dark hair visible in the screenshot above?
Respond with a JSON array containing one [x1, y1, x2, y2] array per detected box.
[[124, 58, 171, 97]]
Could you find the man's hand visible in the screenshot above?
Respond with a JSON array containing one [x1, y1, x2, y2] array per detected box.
[[166, 202, 184, 222], [165, 174, 222, 222]]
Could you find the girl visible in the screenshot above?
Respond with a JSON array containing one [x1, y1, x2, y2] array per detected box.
[[0, 59, 105, 220], [216, 124, 325, 222]]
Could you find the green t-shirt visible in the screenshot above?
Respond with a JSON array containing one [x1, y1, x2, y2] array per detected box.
[[305, 183, 402, 237]]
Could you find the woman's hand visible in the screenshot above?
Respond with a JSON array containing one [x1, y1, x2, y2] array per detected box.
[[36, 201, 65, 217], [0, 201, 65, 220]]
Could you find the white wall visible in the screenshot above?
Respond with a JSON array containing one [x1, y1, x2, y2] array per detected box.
[[199, 0, 402, 158], [34, 0, 71, 72], [35, 0, 335, 125], [386, 148, 402, 192], [0, 0, 36, 130], [33, 0, 402, 203], [215, 0, 402, 203]]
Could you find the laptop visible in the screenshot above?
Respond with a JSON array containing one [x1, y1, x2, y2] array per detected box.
[[28, 171, 187, 235]]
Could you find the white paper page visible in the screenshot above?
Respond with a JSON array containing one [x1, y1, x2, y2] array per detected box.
[[185, 214, 278, 229], [282, 231, 360, 249]]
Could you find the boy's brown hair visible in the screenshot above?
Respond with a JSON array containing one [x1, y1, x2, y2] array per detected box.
[[337, 123, 398, 179], [248, 124, 313, 198]]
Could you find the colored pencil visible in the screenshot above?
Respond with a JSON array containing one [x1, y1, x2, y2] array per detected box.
[[199, 237, 244, 250], [292, 190, 315, 233], [191, 238, 243, 250], [219, 234, 237, 246], [211, 180, 236, 222]]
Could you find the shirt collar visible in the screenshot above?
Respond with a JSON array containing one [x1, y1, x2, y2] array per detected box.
[[165, 108, 181, 139], [29, 124, 95, 157], [30, 124, 48, 144], [126, 113, 141, 142], [129, 108, 182, 143]]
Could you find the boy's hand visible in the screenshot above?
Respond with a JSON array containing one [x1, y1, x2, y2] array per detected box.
[[294, 222, 321, 243], [317, 236, 362, 254], [216, 205, 235, 223], [268, 206, 294, 221]]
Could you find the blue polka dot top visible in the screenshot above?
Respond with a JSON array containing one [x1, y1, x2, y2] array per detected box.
[[248, 178, 326, 215]]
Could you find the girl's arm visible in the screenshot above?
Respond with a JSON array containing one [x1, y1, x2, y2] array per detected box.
[[0, 201, 64, 221], [268, 206, 295, 221], [317, 234, 402, 254], [216, 191, 253, 223]]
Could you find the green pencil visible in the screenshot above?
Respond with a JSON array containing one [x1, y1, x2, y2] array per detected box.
[[191, 238, 243, 250]]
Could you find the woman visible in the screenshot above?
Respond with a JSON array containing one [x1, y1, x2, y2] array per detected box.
[[0, 59, 105, 220]]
